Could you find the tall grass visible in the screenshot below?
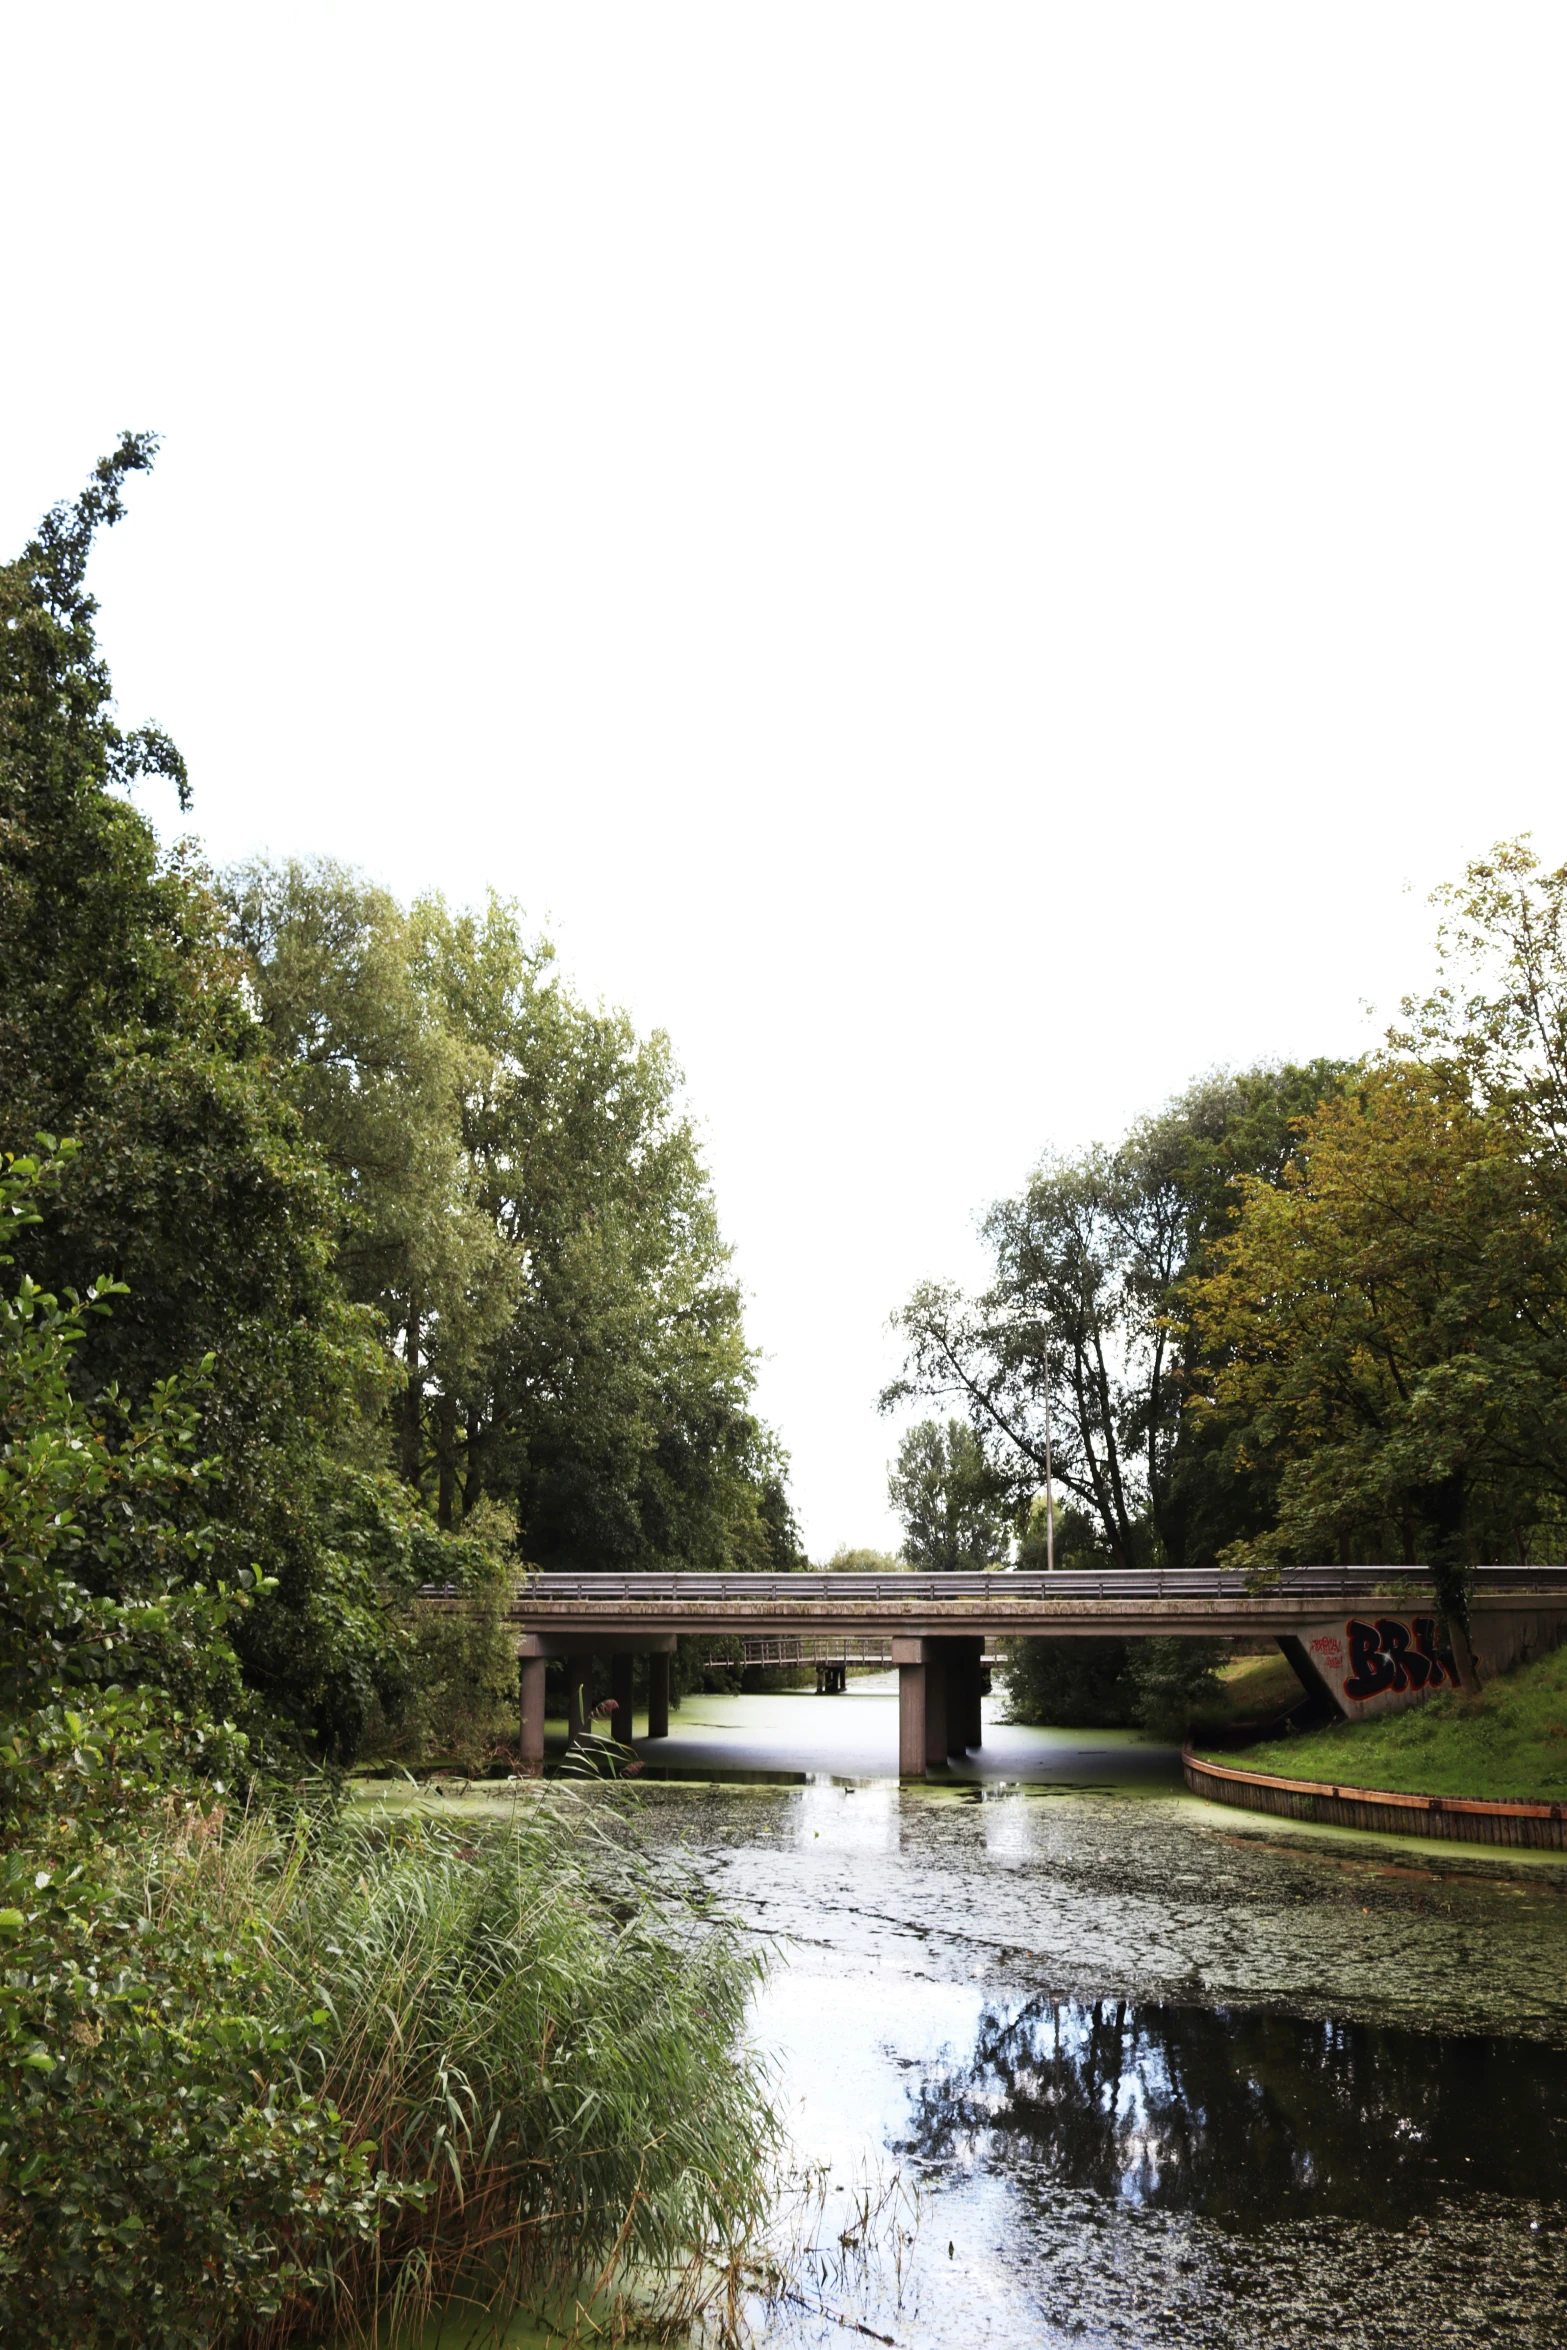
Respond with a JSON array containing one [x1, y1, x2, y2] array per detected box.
[[135, 1792, 778, 2345]]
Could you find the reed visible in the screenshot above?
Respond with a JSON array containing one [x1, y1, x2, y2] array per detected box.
[[140, 1790, 778, 2346]]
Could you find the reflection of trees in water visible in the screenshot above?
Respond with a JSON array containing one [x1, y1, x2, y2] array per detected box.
[[900, 1996, 1567, 2224]]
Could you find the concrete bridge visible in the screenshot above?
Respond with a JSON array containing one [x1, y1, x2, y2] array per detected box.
[[421, 1565, 1567, 1776]]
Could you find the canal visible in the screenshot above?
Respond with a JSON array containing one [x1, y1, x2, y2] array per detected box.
[[409, 1673, 1567, 2346]]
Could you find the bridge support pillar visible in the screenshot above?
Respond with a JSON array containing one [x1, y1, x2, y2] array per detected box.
[[893, 1637, 953, 1774], [646, 1650, 671, 1740], [519, 1655, 547, 1773], [566, 1655, 594, 1747], [893, 1637, 985, 1774], [924, 1642, 950, 1767], [894, 1643, 927, 1776], [610, 1653, 635, 1742]]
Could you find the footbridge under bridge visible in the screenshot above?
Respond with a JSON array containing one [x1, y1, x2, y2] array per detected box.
[[420, 1566, 1567, 1777]]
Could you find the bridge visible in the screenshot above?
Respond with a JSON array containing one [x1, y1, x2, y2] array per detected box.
[[421, 1566, 1567, 1776]]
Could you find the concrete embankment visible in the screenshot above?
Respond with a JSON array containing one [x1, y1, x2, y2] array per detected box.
[[1183, 1744, 1567, 1850]]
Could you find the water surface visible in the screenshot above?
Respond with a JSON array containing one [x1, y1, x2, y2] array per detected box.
[[381, 1679, 1567, 2346], [630, 1681, 1567, 2347]]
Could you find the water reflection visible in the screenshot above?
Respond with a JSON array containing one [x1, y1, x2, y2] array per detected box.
[[902, 1993, 1567, 2225]]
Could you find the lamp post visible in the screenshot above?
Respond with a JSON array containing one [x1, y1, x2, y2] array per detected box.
[[1042, 1317, 1055, 1572]]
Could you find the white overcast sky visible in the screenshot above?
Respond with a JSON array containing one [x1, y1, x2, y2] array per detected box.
[[3, 5, 1564, 1554]]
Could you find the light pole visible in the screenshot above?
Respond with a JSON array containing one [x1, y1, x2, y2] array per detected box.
[[1042, 1317, 1055, 1572]]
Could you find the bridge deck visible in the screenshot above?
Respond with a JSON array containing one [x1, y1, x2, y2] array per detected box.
[[419, 1565, 1567, 1641]]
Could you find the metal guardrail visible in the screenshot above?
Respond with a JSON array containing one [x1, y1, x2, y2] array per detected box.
[[417, 1565, 1567, 1606]]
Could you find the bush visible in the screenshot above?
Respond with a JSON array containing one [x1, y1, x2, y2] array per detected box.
[[1124, 1637, 1225, 1742], [1000, 1635, 1224, 1738], [999, 1636, 1136, 1727], [1, 1805, 403, 2349]]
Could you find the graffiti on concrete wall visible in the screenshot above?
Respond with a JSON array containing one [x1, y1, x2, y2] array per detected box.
[[1299, 1616, 1460, 1720]]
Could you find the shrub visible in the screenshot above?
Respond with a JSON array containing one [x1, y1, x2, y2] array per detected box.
[[999, 1637, 1137, 1727], [1000, 1635, 1224, 1738]]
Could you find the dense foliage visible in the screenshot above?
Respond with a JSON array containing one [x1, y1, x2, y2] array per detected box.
[[887, 1417, 1009, 1572], [226, 861, 800, 1579], [0, 444, 798, 1768], [890, 842, 1567, 1713], [0, 445, 789, 2344], [1184, 848, 1567, 1651], [884, 1062, 1355, 1574], [0, 1144, 402, 2344]]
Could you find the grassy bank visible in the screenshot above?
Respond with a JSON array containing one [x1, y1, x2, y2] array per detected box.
[[1193, 1642, 1567, 1803]]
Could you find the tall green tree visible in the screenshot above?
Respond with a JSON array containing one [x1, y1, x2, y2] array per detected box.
[[885, 1063, 1352, 1569], [1179, 851, 1567, 1650], [226, 861, 519, 1501], [0, 441, 416, 1759], [232, 862, 799, 1574], [888, 1417, 1009, 1571]]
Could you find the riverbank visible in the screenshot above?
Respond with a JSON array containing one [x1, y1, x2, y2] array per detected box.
[[1192, 1638, 1567, 1803]]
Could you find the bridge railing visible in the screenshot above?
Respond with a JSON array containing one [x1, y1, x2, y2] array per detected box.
[[416, 1564, 1567, 1607]]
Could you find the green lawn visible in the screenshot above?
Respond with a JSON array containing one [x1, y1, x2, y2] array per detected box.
[[1193, 1641, 1567, 1804]]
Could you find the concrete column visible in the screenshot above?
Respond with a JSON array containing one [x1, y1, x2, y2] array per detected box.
[[519, 1654, 547, 1773], [924, 1640, 950, 1768], [646, 1650, 671, 1740], [610, 1652, 635, 1741], [897, 1656, 926, 1777], [566, 1654, 594, 1746]]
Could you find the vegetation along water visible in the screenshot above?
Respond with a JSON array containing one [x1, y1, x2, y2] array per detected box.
[[5, 443, 1567, 2343]]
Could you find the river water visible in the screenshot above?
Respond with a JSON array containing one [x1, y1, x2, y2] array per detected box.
[[621, 1677, 1567, 2348]]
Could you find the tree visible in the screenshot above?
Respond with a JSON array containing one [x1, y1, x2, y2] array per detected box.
[[888, 1417, 1009, 1571], [1185, 1064, 1567, 1672], [1178, 845, 1567, 1665], [0, 443, 418, 1760], [232, 862, 798, 1574], [0, 1144, 249, 1848], [1395, 836, 1567, 1146], [884, 1064, 1353, 1570], [225, 860, 519, 1505]]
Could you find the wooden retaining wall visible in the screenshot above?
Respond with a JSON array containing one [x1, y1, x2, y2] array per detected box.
[[1182, 1746, 1567, 1851]]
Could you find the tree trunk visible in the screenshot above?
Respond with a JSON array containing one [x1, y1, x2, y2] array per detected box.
[[1446, 1610, 1482, 1695], [461, 1414, 486, 1518], [436, 1393, 458, 1529], [402, 1293, 424, 1489]]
